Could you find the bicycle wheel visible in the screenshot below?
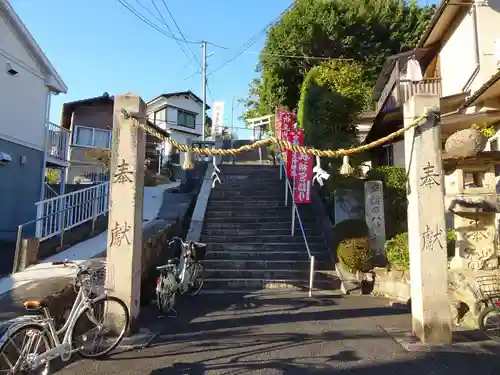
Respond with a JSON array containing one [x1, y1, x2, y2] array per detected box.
[[71, 296, 129, 358], [478, 304, 500, 341], [187, 263, 205, 297], [0, 323, 51, 375], [157, 272, 176, 314]]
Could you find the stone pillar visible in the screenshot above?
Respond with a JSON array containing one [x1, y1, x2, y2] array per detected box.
[[404, 93, 452, 344], [364, 180, 386, 256], [105, 93, 146, 334]]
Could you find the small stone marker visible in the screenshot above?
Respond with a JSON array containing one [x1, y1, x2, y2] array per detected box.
[[364, 180, 386, 256], [404, 93, 452, 344], [106, 93, 146, 334]]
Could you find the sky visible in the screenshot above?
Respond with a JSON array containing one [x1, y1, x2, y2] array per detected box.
[[11, 0, 436, 139]]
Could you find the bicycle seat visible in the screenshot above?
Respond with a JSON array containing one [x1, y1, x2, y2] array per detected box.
[[23, 300, 47, 310], [167, 258, 180, 265]]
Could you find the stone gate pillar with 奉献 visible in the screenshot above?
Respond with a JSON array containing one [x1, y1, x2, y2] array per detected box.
[[404, 93, 452, 344], [105, 93, 146, 334]]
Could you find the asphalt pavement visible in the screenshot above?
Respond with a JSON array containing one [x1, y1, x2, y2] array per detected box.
[[52, 290, 500, 375]]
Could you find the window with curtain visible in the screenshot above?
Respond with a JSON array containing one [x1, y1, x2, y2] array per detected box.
[[94, 129, 111, 148], [74, 126, 111, 148], [74, 127, 93, 147], [177, 110, 196, 129]]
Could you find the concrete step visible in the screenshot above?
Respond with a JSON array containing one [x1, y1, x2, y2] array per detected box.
[[207, 201, 286, 209], [205, 268, 322, 280], [204, 211, 316, 219], [202, 259, 331, 271], [201, 235, 325, 244], [203, 274, 340, 292], [201, 228, 323, 237], [203, 216, 318, 224], [210, 191, 287, 199], [202, 222, 320, 230], [205, 243, 328, 252], [204, 250, 329, 262]]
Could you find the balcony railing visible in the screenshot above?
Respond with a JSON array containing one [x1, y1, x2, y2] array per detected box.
[[45, 122, 70, 163], [377, 78, 442, 114]]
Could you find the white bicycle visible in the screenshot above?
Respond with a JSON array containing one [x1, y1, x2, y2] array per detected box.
[[0, 260, 129, 374]]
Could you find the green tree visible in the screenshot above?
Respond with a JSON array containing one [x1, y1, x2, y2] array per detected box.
[[244, 0, 435, 115], [298, 60, 371, 192], [204, 115, 212, 139]]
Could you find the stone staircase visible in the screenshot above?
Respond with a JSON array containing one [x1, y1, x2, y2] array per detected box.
[[200, 164, 339, 293]]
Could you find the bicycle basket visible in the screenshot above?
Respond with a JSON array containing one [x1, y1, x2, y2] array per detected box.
[[192, 243, 207, 261], [476, 273, 500, 303]]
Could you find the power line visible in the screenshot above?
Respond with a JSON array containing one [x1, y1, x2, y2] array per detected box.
[[149, 0, 196, 70], [207, 3, 294, 78], [115, 0, 200, 45]]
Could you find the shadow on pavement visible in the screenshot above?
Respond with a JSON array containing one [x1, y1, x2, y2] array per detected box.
[[147, 351, 500, 374]]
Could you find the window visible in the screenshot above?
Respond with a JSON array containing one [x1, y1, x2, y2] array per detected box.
[[491, 138, 498, 151], [74, 126, 111, 149], [177, 110, 196, 129]]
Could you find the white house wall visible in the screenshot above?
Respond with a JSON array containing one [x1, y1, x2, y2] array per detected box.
[[0, 12, 48, 152], [440, 8, 477, 97], [476, 3, 500, 87]]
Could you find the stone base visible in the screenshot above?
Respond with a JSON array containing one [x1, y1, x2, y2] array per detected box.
[[372, 267, 497, 329]]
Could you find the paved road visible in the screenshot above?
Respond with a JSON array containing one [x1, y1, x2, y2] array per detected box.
[[52, 291, 500, 375]]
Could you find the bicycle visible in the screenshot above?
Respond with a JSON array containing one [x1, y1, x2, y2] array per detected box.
[[156, 237, 206, 314], [0, 260, 129, 374], [470, 273, 500, 341]]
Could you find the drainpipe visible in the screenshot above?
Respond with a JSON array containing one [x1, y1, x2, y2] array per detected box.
[[39, 92, 51, 201], [462, 3, 480, 93]]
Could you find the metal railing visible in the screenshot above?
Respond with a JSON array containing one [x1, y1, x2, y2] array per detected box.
[[67, 165, 110, 184], [35, 182, 110, 241], [45, 122, 70, 162], [277, 151, 315, 297], [13, 190, 109, 273], [44, 183, 59, 200]]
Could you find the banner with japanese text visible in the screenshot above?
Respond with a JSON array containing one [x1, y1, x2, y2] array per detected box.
[[286, 129, 304, 177], [294, 153, 313, 204]]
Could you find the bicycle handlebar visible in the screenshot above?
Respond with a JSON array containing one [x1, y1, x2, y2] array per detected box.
[[51, 259, 90, 275], [168, 237, 206, 248]]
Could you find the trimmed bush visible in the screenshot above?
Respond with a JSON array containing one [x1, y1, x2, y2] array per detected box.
[[385, 228, 457, 271], [337, 237, 373, 272], [333, 218, 373, 272]]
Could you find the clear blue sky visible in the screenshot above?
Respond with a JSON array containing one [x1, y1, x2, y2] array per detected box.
[[11, 0, 436, 139]]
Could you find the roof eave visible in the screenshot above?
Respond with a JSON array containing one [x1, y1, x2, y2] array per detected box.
[[1, 0, 68, 94]]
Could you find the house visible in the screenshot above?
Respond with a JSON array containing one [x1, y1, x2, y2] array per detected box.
[[0, 0, 68, 240], [60, 93, 170, 184], [146, 91, 209, 169], [364, 0, 500, 168]]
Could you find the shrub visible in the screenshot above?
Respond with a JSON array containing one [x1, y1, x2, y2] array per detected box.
[[333, 219, 373, 272], [365, 166, 407, 238], [337, 237, 373, 273], [385, 228, 457, 271]]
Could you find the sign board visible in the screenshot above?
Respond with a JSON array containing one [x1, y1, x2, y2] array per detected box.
[[212, 101, 225, 136], [294, 152, 313, 203], [286, 129, 304, 177]]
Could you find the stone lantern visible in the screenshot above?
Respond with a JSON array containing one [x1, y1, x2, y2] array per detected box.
[[444, 151, 500, 270]]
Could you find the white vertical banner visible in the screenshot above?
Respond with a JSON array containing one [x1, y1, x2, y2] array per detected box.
[[212, 101, 225, 137]]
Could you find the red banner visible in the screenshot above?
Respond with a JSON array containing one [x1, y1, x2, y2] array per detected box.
[[286, 129, 304, 177], [294, 152, 313, 203], [280, 111, 294, 133]]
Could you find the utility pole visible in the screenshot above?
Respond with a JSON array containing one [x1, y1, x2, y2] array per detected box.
[[231, 95, 235, 164], [201, 40, 207, 142]]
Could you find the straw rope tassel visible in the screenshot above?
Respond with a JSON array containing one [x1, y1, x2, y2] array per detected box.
[[339, 155, 354, 176], [182, 150, 195, 170]]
